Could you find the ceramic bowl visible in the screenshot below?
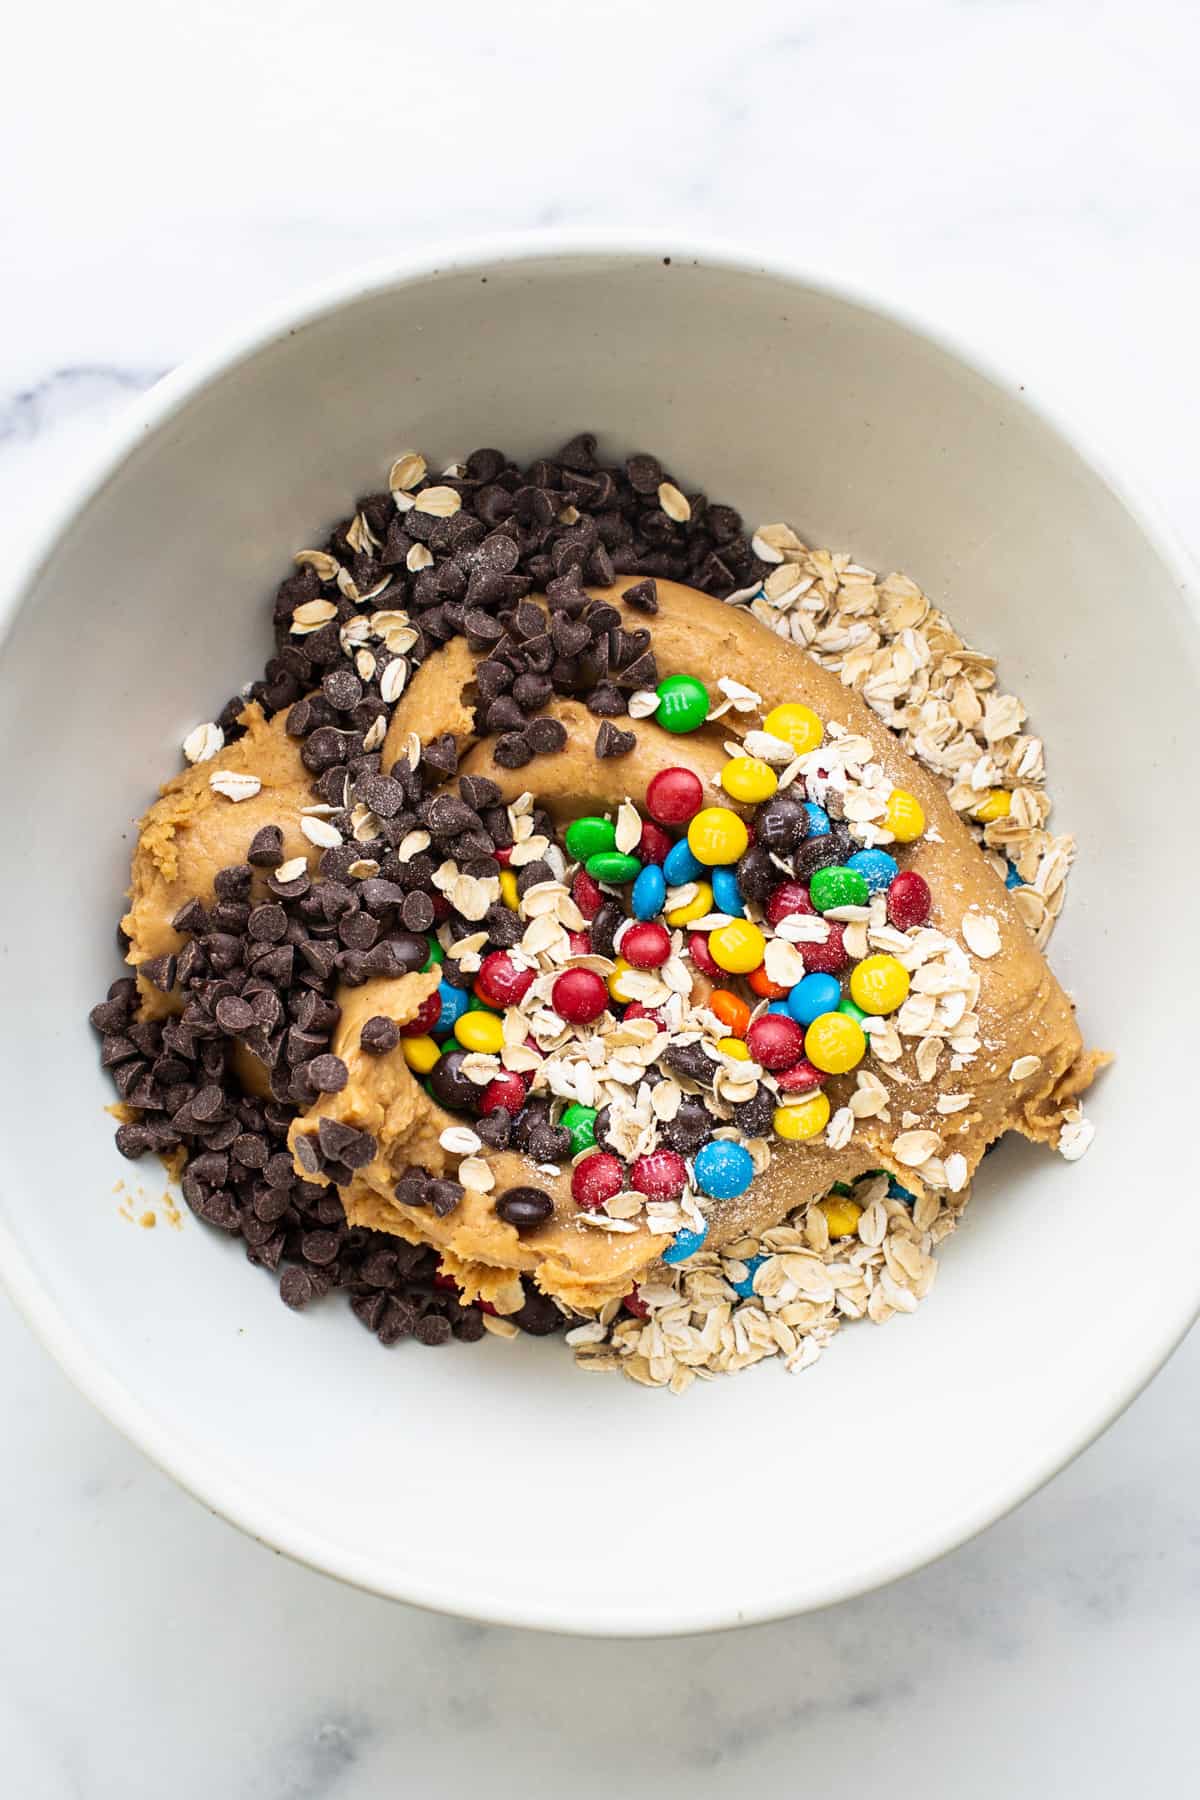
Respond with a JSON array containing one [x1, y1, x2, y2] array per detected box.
[[2, 236, 1198, 1635]]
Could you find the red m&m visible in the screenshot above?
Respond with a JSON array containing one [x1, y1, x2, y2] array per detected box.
[[621, 921, 672, 968], [630, 1148, 688, 1199], [475, 952, 534, 1007], [765, 881, 814, 926], [886, 869, 932, 931], [800, 922, 848, 975], [398, 992, 442, 1038], [637, 819, 673, 865], [480, 1071, 527, 1114], [571, 1152, 626, 1211], [552, 968, 609, 1024], [746, 1013, 805, 1071], [646, 765, 704, 825]]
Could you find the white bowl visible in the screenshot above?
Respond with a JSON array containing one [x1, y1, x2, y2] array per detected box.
[[2, 235, 1199, 1636]]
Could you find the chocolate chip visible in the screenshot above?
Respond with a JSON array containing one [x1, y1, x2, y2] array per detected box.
[[586, 684, 626, 717], [140, 954, 176, 993], [301, 1229, 341, 1266], [527, 1123, 571, 1164], [322, 668, 363, 711], [389, 930, 432, 972], [495, 1186, 555, 1233], [475, 1108, 512, 1148], [306, 1054, 349, 1094], [358, 1016, 399, 1056], [401, 891, 435, 932], [493, 731, 532, 769], [621, 577, 658, 613], [421, 733, 459, 780], [625, 452, 662, 493], [357, 774, 404, 818], [214, 862, 254, 899], [426, 1178, 465, 1217], [279, 1266, 314, 1310], [459, 774, 500, 810], [414, 1313, 453, 1347], [393, 1168, 429, 1208], [732, 1085, 776, 1139], [662, 1098, 717, 1154], [171, 897, 209, 937], [595, 720, 635, 758], [379, 1299, 419, 1345], [317, 1116, 376, 1169], [247, 902, 287, 942], [214, 995, 256, 1034]]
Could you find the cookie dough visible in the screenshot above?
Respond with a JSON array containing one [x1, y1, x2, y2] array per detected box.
[[272, 580, 1101, 1314]]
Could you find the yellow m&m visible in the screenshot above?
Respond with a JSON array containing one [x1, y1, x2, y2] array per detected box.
[[804, 1011, 866, 1074], [717, 1036, 750, 1061], [720, 756, 778, 805], [973, 788, 1012, 823], [687, 806, 749, 866], [763, 702, 824, 756], [820, 1197, 863, 1238], [849, 954, 910, 1016], [499, 868, 520, 909], [607, 957, 642, 1003], [773, 1091, 831, 1141], [401, 1035, 441, 1074], [456, 1010, 506, 1055], [665, 879, 714, 927], [709, 919, 766, 974], [884, 788, 925, 843]]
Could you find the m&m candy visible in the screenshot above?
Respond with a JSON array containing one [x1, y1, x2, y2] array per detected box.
[[475, 952, 534, 1007], [763, 702, 824, 755], [809, 865, 870, 913], [886, 869, 931, 930], [646, 765, 704, 824], [571, 1152, 624, 1211], [632, 863, 666, 920], [849, 954, 910, 1016], [434, 980, 468, 1035], [565, 816, 616, 861], [655, 674, 710, 734], [694, 1138, 755, 1201], [687, 807, 750, 867], [802, 802, 831, 838], [846, 848, 898, 894], [586, 851, 641, 883], [662, 1222, 709, 1264], [455, 1009, 506, 1054], [709, 919, 766, 974], [621, 921, 671, 968], [721, 756, 778, 805], [663, 839, 704, 885], [687, 931, 720, 976], [666, 880, 713, 927], [773, 1091, 831, 1141], [804, 1011, 866, 1074], [631, 1148, 688, 1200], [884, 788, 925, 842], [765, 880, 814, 926], [786, 971, 841, 1025], [746, 1013, 805, 1070], [711, 867, 745, 917], [553, 968, 610, 1023], [820, 1197, 862, 1238], [561, 1103, 598, 1156], [709, 989, 751, 1037]]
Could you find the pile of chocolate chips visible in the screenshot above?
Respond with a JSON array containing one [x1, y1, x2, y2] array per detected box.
[[90, 436, 768, 1350]]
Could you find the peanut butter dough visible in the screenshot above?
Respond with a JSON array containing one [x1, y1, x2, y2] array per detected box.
[[127, 581, 1101, 1317]]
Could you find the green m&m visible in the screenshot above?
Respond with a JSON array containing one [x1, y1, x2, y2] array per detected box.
[[565, 816, 616, 860], [561, 1103, 598, 1156], [586, 851, 641, 883], [809, 865, 869, 913], [655, 674, 709, 734]]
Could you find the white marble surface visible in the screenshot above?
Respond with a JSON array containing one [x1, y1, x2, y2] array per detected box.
[[3, 0, 1200, 1791]]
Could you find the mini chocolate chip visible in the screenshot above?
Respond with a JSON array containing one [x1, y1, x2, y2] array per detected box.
[[317, 1116, 376, 1168], [585, 684, 627, 717], [414, 1313, 453, 1347], [528, 1123, 571, 1163], [306, 1054, 349, 1094], [401, 891, 435, 932], [214, 862, 253, 899], [621, 577, 658, 613], [302, 1229, 341, 1266], [484, 696, 526, 733], [459, 774, 500, 810], [214, 995, 257, 1034], [322, 668, 363, 711], [493, 731, 533, 769], [421, 733, 459, 779], [171, 897, 209, 936], [357, 774, 404, 818], [595, 720, 635, 758], [393, 1168, 430, 1208], [495, 1186, 555, 1233], [360, 1015, 401, 1055], [279, 1266, 314, 1310], [378, 1299, 419, 1345], [475, 1108, 512, 1148], [247, 902, 287, 942], [140, 954, 176, 993], [426, 1178, 465, 1217], [662, 1098, 718, 1155]]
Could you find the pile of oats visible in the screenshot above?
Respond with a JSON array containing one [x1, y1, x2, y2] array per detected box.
[[573, 528, 1075, 1392]]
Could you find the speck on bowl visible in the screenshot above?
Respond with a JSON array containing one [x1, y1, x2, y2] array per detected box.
[[1, 236, 1198, 1636]]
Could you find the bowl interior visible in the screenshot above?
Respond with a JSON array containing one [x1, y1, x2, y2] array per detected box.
[[2, 247, 1198, 1633]]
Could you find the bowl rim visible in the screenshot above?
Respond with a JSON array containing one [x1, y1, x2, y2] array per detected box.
[[2, 227, 1198, 1636]]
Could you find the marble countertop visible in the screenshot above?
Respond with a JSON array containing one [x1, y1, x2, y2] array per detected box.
[[3, 0, 1199, 1792]]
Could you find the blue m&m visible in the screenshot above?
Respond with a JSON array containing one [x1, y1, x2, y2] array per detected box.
[[663, 839, 704, 886], [662, 1222, 709, 1265], [802, 802, 831, 838], [434, 981, 469, 1035], [786, 971, 841, 1025], [632, 863, 666, 920], [693, 1138, 755, 1201], [847, 847, 899, 894], [711, 867, 746, 917]]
